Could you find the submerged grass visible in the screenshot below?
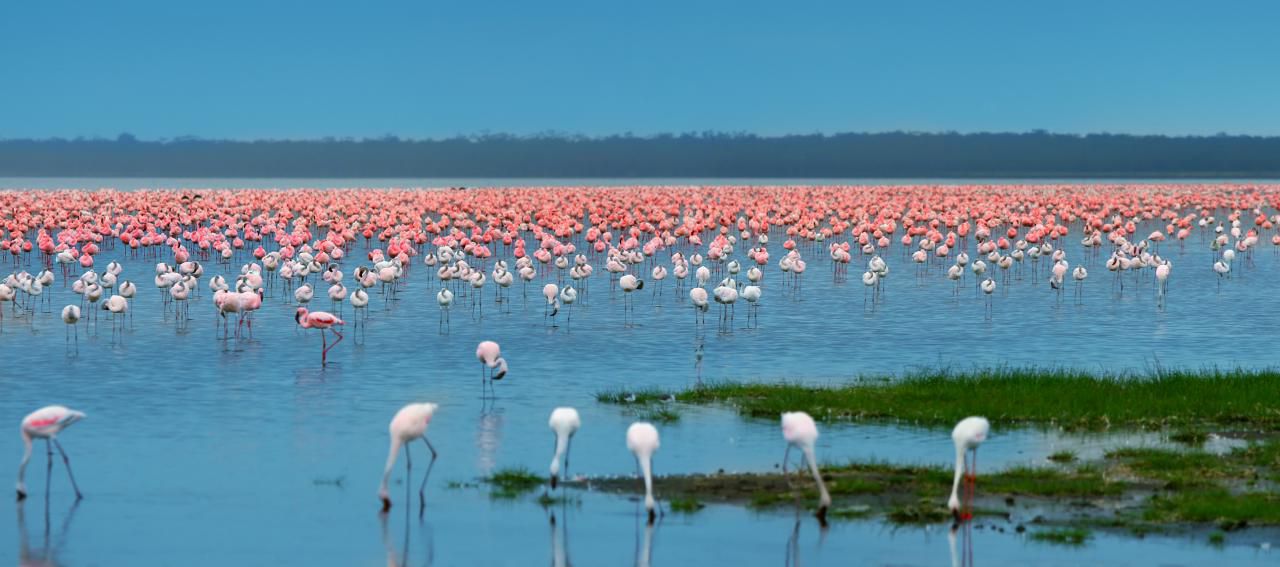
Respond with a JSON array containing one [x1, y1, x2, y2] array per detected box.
[[602, 368, 1280, 429]]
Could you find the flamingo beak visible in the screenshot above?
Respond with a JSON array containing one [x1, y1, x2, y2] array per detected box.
[[816, 504, 828, 526], [647, 508, 656, 525], [550, 475, 558, 490], [380, 496, 391, 512], [16, 489, 27, 501]]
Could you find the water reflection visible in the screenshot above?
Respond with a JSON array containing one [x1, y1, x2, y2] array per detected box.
[[949, 524, 974, 567], [634, 516, 656, 567], [17, 499, 79, 567], [784, 520, 800, 567], [549, 504, 572, 567], [380, 500, 434, 567], [476, 404, 504, 476]]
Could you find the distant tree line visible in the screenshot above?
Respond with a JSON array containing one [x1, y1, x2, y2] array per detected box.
[[1, 131, 1279, 178]]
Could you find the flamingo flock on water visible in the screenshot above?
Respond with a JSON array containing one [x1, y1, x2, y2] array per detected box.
[[0, 184, 1272, 356]]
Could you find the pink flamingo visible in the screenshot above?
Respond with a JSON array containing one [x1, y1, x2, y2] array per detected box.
[[17, 405, 86, 501], [295, 307, 345, 365], [475, 340, 508, 397]]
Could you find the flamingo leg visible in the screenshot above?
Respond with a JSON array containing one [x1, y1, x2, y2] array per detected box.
[[324, 328, 344, 362], [53, 439, 83, 500], [418, 436, 438, 509], [320, 328, 328, 365]]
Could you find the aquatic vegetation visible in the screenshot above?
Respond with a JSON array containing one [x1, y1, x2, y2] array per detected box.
[[669, 497, 707, 513], [1047, 450, 1077, 463], [630, 368, 1280, 429], [1169, 429, 1209, 446], [484, 467, 545, 496], [1029, 527, 1093, 546], [886, 501, 951, 524]]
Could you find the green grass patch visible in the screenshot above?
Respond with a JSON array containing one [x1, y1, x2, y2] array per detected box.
[[618, 368, 1280, 429], [669, 497, 706, 513], [1145, 489, 1280, 524], [484, 467, 544, 496], [985, 465, 1121, 497], [1105, 448, 1230, 488], [1208, 531, 1226, 545], [1029, 527, 1092, 546], [1047, 450, 1077, 463]]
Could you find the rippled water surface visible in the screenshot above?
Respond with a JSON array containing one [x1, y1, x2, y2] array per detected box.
[[1, 178, 1277, 565]]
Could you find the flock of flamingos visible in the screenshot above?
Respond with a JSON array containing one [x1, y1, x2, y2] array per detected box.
[[4, 183, 1277, 527]]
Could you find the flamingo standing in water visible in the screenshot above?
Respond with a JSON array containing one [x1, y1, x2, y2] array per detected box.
[[436, 288, 454, 333], [378, 403, 439, 511], [475, 340, 508, 398], [548, 407, 580, 489], [295, 307, 344, 365], [17, 405, 86, 501], [60, 305, 80, 349], [626, 421, 660, 524], [948, 416, 990, 524], [781, 411, 830, 523], [619, 274, 643, 326]]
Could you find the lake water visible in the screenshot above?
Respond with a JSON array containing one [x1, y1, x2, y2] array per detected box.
[[1, 178, 1276, 565]]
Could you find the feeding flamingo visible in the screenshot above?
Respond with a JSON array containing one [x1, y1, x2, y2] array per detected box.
[[626, 421, 661, 524], [781, 411, 830, 523], [377, 403, 439, 512], [548, 407, 580, 489], [948, 416, 990, 525], [16, 405, 86, 501]]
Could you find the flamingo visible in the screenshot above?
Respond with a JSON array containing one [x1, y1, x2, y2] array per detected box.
[[689, 287, 709, 326], [619, 274, 643, 325], [948, 416, 990, 524], [101, 294, 128, 339], [475, 340, 507, 397], [295, 307, 344, 366], [60, 305, 80, 348], [626, 421, 661, 524], [16, 405, 86, 501], [377, 403, 439, 511], [781, 411, 830, 523], [548, 407, 580, 489], [741, 284, 762, 328], [436, 288, 453, 333], [558, 286, 577, 329]]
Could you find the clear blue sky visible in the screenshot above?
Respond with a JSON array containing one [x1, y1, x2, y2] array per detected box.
[[2, 0, 1277, 139]]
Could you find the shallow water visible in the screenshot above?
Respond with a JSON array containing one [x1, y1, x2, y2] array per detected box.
[[1, 179, 1276, 564]]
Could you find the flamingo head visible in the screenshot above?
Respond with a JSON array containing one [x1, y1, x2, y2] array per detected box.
[[379, 491, 391, 512]]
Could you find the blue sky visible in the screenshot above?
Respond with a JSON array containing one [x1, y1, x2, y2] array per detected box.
[[1, 0, 1277, 139]]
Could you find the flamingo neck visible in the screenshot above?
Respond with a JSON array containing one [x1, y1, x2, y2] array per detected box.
[[550, 432, 569, 477], [802, 445, 830, 509], [949, 442, 965, 510], [638, 454, 655, 511], [379, 438, 402, 497]]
